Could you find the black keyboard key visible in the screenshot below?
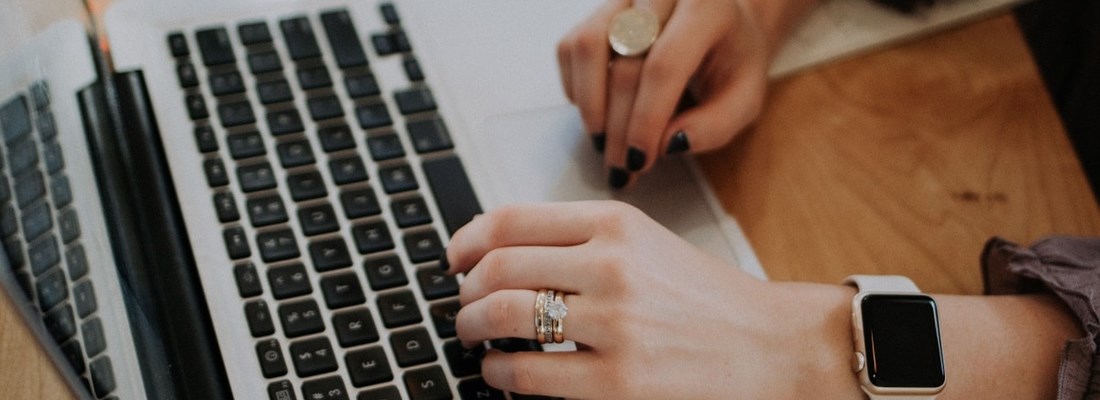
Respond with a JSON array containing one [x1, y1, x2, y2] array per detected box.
[[346, 346, 392, 387], [218, 101, 256, 127], [356, 103, 392, 129], [340, 188, 380, 219], [407, 117, 454, 154], [371, 33, 397, 56], [30, 81, 49, 109], [9, 138, 38, 174], [403, 366, 450, 400], [205, 158, 230, 187], [0, 206, 14, 237], [458, 378, 505, 400], [489, 338, 541, 353], [37, 267, 67, 312], [308, 95, 344, 121], [288, 171, 328, 201], [245, 300, 276, 337], [289, 336, 337, 376], [257, 228, 300, 262], [423, 156, 482, 235], [380, 164, 419, 194], [65, 245, 87, 280], [248, 51, 283, 74], [246, 195, 288, 227], [43, 302, 76, 341], [62, 340, 86, 374], [196, 27, 236, 66], [233, 262, 263, 298], [256, 338, 288, 378], [444, 340, 484, 378], [224, 226, 252, 259], [257, 80, 293, 104], [268, 381, 297, 400], [404, 229, 443, 264], [363, 255, 408, 291], [178, 63, 199, 88], [1, 95, 30, 144], [52, 175, 73, 208], [351, 221, 393, 255], [394, 88, 436, 115], [43, 141, 64, 175], [298, 66, 333, 90], [321, 10, 368, 69], [430, 300, 460, 338], [29, 235, 60, 276], [329, 156, 368, 185], [391, 328, 437, 367], [5, 238, 24, 270], [186, 94, 209, 120], [239, 21, 272, 45], [392, 197, 431, 227], [377, 290, 421, 328], [417, 268, 458, 300], [309, 237, 352, 272], [213, 192, 240, 222], [228, 131, 267, 159], [332, 308, 379, 347], [367, 134, 405, 161], [167, 32, 189, 57], [404, 58, 424, 82], [14, 170, 45, 208], [58, 208, 80, 244], [194, 125, 218, 153], [277, 140, 315, 168], [280, 299, 325, 338], [345, 74, 380, 98], [299, 203, 339, 236], [360, 386, 401, 400], [320, 272, 365, 309], [301, 376, 349, 400], [268, 109, 304, 135], [238, 162, 277, 192], [210, 70, 246, 96], [268, 263, 311, 300], [73, 280, 97, 318], [89, 357, 116, 398], [82, 317, 107, 357], [280, 17, 322, 60], [318, 125, 356, 152], [393, 31, 412, 53], [380, 3, 401, 25], [36, 109, 57, 140], [21, 201, 52, 241]]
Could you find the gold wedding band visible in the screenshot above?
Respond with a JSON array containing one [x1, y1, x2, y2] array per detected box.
[[534, 289, 569, 344], [608, 7, 660, 57]]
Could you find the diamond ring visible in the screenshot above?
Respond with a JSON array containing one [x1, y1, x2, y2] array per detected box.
[[535, 289, 569, 344]]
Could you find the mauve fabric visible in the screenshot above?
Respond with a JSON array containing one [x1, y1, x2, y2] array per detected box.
[[981, 236, 1100, 400]]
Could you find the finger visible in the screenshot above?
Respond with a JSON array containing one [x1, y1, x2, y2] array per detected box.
[[444, 201, 616, 273], [603, 56, 643, 188], [625, 1, 727, 173], [456, 290, 596, 347], [481, 349, 605, 399], [662, 69, 767, 155], [458, 245, 589, 306], [569, 0, 630, 138], [556, 36, 574, 103]]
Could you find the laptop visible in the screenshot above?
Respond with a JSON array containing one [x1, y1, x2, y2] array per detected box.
[[0, 0, 1023, 398]]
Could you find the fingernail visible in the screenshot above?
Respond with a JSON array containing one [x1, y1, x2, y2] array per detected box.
[[666, 130, 691, 155], [626, 147, 646, 171], [609, 168, 629, 189], [438, 248, 450, 272], [591, 133, 606, 153]]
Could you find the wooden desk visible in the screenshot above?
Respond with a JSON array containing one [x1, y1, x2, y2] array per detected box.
[[2, 12, 1097, 399]]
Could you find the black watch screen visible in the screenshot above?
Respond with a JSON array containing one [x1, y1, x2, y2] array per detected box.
[[861, 294, 945, 388]]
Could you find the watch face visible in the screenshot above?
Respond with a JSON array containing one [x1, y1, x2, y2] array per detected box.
[[861, 294, 945, 388]]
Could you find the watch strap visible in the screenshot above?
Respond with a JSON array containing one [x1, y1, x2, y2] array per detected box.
[[843, 274, 921, 293]]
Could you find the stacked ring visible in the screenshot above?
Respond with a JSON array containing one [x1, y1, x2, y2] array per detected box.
[[534, 289, 569, 344]]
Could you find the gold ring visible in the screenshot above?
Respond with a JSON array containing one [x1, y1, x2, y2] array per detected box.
[[551, 292, 566, 343], [535, 289, 548, 344], [608, 7, 660, 57]]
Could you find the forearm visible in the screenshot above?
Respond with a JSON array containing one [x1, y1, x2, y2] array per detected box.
[[742, 0, 823, 60]]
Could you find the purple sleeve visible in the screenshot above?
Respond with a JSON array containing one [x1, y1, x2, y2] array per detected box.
[[981, 236, 1100, 400]]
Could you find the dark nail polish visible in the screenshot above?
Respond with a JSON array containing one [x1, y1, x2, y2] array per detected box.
[[609, 168, 629, 189], [666, 131, 691, 155], [626, 147, 646, 171], [591, 133, 606, 153], [438, 249, 450, 272]]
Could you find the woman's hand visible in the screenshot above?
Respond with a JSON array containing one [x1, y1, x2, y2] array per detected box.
[[443, 201, 859, 399], [557, 0, 771, 188]]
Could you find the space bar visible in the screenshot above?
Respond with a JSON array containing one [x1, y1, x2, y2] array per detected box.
[[422, 155, 483, 236]]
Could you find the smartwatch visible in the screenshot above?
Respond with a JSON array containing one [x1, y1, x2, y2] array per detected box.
[[843, 275, 945, 399]]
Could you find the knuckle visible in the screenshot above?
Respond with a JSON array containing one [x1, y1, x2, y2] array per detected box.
[[641, 56, 675, 82], [478, 249, 510, 289], [506, 357, 541, 394], [572, 29, 605, 59], [485, 293, 515, 329]]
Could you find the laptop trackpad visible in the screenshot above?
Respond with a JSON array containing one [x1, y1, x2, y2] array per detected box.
[[472, 105, 743, 266]]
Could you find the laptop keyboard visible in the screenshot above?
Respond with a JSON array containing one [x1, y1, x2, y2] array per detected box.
[[0, 83, 118, 398], [169, 4, 540, 399]]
